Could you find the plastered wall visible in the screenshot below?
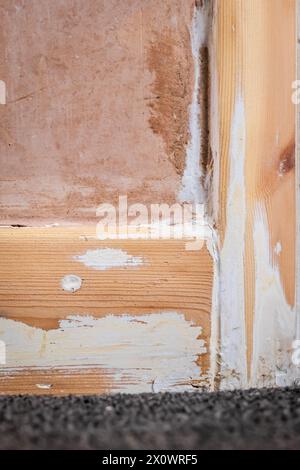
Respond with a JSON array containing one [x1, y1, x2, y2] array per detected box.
[[0, 0, 198, 225]]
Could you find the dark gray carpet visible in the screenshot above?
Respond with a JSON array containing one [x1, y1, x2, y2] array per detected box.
[[0, 388, 300, 450]]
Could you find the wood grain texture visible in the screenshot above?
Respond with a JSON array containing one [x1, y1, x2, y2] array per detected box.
[[213, 0, 296, 388], [296, 0, 300, 341], [0, 368, 113, 395], [0, 226, 213, 394]]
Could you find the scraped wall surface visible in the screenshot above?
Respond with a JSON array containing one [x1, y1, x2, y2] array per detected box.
[[0, 0, 200, 224]]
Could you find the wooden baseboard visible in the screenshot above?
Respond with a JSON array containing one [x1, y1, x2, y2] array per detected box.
[[0, 226, 213, 394]]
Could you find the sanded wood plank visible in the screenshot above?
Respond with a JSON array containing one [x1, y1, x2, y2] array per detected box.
[[212, 0, 296, 388], [0, 226, 213, 394]]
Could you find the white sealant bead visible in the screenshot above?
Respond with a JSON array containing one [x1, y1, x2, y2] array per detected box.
[[61, 274, 82, 293]]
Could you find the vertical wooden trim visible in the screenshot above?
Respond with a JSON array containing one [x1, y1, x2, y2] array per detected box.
[[296, 1, 300, 344], [213, 0, 296, 388]]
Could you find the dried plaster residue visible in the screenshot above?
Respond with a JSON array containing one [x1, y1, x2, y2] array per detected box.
[[251, 205, 295, 388], [0, 312, 206, 393], [219, 92, 247, 390], [147, 11, 193, 176], [74, 248, 144, 270]]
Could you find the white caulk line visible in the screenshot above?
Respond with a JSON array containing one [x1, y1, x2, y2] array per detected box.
[[209, 6, 221, 222], [179, 2, 209, 204], [73, 248, 144, 270], [219, 92, 247, 390]]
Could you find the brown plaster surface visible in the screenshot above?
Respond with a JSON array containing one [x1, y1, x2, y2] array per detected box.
[[0, 0, 194, 225]]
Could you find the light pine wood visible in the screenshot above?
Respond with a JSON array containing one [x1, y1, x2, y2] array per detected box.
[[213, 0, 296, 386], [0, 368, 113, 395], [0, 226, 213, 394], [296, 0, 300, 342]]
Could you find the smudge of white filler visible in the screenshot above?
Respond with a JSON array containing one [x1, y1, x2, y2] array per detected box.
[[274, 242, 282, 256], [61, 274, 82, 292], [179, 3, 209, 204], [74, 248, 144, 270], [219, 92, 247, 390], [0, 80, 6, 105], [0, 313, 206, 393], [36, 384, 52, 390], [251, 205, 295, 388]]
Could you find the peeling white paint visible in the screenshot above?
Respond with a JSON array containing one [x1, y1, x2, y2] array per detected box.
[[0, 339, 6, 365], [0, 312, 206, 393], [61, 274, 82, 293], [74, 248, 144, 270], [36, 383, 52, 390], [179, 3, 209, 204], [251, 206, 295, 387], [219, 92, 247, 390], [292, 340, 300, 367]]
